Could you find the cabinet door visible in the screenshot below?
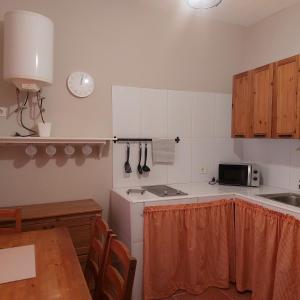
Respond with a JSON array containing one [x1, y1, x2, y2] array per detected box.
[[273, 56, 300, 138], [252, 64, 274, 138], [232, 71, 252, 138]]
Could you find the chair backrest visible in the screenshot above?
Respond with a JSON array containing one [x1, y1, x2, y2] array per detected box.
[[100, 236, 137, 300], [0, 208, 22, 234], [85, 216, 113, 299]]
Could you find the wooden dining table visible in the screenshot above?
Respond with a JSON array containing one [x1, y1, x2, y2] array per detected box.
[[0, 227, 91, 300]]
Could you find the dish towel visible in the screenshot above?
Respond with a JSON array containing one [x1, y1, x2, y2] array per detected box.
[[152, 138, 175, 164]]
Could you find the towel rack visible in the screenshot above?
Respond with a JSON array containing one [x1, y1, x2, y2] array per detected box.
[[113, 137, 180, 143]]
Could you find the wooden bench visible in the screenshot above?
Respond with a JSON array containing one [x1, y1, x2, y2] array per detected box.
[[0, 199, 102, 269]]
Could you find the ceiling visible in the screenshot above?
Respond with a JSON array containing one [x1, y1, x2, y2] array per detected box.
[[186, 0, 300, 26]]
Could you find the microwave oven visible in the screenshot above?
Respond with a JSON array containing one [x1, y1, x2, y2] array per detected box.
[[218, 163, 260, 187]]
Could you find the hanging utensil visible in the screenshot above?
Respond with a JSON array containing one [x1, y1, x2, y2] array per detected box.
[[124, 143, 132, 173], [137, 143, 143, 174], [142, 143, 150, 172]]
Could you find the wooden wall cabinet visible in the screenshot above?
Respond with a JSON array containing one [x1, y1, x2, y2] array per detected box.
[[0, 199, 102, 269], [232, 55, 300, 139], [273, 56, 300, 138], [232, 71, 252, 138], [251, 64, 274, 138]]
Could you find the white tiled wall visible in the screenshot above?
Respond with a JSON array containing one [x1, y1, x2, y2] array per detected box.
[[242, 139, 300, 191], [112, 85, 242, 188]]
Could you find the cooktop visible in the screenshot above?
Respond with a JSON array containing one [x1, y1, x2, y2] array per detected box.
[[142, 185, 188, 197]]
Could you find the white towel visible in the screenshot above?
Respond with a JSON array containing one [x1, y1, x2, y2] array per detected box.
[[152, 138, 175, 164]]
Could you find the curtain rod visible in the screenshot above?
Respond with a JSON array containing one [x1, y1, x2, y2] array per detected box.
[[113, 137, 180, 143]]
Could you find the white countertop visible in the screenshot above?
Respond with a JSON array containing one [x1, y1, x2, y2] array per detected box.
[[112, 183, 300, 218]]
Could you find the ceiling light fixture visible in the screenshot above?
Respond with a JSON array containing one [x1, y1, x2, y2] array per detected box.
[[186, 0, 223, 9]]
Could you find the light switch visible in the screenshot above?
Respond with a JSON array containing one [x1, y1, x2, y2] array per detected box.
[[0, 107, 7, 117], [200, 167, 208, 174]]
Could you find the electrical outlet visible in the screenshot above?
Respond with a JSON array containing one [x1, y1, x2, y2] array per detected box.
[[0, 107, 7, 117], [200, 167, 208, 174]]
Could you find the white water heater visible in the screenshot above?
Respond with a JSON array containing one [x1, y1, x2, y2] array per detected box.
[[3, 10, 54, 92]]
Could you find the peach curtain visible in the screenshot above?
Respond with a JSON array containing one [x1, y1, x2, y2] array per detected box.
[[143, 200, 235, 300], [235, 199, 300, 300], [234, 200, 282, 300], [273, 215, 300, 300]]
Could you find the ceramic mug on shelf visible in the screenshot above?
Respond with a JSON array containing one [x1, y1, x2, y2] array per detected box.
[[38, 122, 52, 137], [45, 145, 56, 157], [64, 145, 75, 156]]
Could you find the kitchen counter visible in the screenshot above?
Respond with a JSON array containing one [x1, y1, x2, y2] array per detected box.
[[112, 183, 300, 217], [111, 183, 300, 300]]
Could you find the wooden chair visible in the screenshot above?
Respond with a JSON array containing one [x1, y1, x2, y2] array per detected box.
[[0, 208, 22, 234], [99, 236, 137, 300], [84, 216, 113, 299]]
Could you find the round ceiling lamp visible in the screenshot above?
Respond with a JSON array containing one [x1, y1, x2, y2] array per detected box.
[[186, 0, 223, 9]]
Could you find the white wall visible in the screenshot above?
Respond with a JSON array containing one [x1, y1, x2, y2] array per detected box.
[[0, 0, 245, 217], [112, 86, 242, 188], [243, 2, 300, 69]]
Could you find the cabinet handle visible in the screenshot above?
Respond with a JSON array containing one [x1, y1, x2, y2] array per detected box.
[[254, 133, 266, 137], [278, 134, 293, 138], [234, 134, 245, 138]]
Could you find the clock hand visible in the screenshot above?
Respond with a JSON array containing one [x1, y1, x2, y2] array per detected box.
[[80, 75, 84, 86]]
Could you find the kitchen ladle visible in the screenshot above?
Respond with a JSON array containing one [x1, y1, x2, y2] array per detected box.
[[137, 143, 143, 174], [142, 143, 151, 173], [124, 143, 132, 173]]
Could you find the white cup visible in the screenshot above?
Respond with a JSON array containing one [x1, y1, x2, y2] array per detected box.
[[82, 145, 93, 157], [25, 145, 37, 157], [64, 145, 75, 156], [38, 122, 52, 137], [45, 145, 56, 157]]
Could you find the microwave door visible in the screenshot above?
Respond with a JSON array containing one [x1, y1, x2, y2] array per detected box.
[[219, 165, 249, 186]]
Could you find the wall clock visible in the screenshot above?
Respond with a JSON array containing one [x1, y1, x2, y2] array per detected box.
[[67, 71, 95, 98]]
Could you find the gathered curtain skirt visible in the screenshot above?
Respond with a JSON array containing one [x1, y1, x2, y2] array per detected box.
[[144, 199, 300, 300], [143, 200, 235, 300]]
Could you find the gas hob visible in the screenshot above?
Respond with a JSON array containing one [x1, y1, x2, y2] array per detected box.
[[142, 185, 188, 197]]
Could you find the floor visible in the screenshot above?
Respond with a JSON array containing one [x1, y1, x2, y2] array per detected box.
[[165, 285, 252, 300]]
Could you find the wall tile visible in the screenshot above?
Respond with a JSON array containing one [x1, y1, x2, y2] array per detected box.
[[131, 242, 144, 300], [167, 90, 193, 138], [214, 93, 232, 138], [167, 138, 192, 184], [139, 142, 168, 186], [113, 86, 236, 188], [263, 140, 291, 189], [131, 202, 145, 243], [192, 92, 216, 138], [109, 191, 132, 249], [211, 138, 243, 176], [191, 139, 215, 183], [242, 139, 270, 163], [141, 88, 167, 138], [144, 197, 198, 207], [242, 139, 291, 189], [288, 140, 300, 191], [113, 143, 140, 188], [113, 142, 168, 188], [112, 86, 141, 137]]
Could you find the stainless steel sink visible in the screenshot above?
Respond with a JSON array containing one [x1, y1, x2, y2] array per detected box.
[[258, 193, 300, 207]]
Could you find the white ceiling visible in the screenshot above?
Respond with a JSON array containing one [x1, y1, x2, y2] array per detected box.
[[187, 0, 300, 26], [141, 0, 300, 27]]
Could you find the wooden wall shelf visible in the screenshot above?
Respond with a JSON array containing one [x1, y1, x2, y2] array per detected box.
[[0, 137, 116, 145], [0, 137, 116, 158]]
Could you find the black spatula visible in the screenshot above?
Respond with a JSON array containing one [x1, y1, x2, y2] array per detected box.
[[142, 143, 150, 173], [137, 143, 143, 174], [124, 143, 132, 173]]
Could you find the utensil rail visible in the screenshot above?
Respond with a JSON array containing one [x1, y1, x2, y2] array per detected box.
[[113, 137, 180, 143]]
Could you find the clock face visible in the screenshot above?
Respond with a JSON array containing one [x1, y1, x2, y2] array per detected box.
[[67, 72, 95, 98]]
